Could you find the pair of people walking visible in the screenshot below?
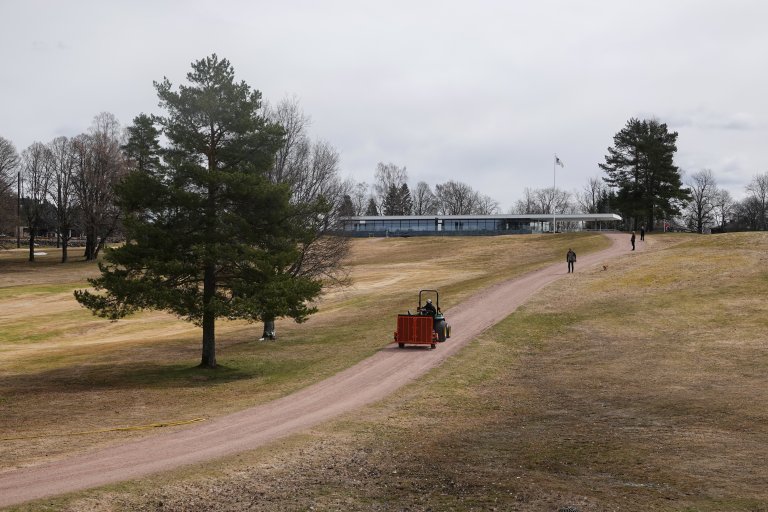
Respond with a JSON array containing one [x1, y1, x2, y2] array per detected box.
[[631, 225, 645, 250], [567, 225, 644, 274]]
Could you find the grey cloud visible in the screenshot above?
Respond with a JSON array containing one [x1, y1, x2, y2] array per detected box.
[[2, 1, 768, 212], [665, 110, 761, 132]]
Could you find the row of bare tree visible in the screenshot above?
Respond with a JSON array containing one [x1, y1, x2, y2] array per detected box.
[[341, 162, 501, 217], [683, 170, 768, 233], [262, 97, 353, 303], [510, 171, 768, 233], [0, 113, 125, 261]]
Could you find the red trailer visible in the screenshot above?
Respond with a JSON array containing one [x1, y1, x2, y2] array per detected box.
[[393, 290, 451, 350]]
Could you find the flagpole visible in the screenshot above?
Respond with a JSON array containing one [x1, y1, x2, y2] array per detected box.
[[552, 154, 556, 233]]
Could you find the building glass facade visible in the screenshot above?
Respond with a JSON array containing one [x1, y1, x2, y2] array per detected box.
[[340, 214, 622, 237]]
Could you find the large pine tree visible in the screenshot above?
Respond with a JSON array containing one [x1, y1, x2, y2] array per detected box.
[[75, 55, 322, 368], [600, 118, 690, 230]]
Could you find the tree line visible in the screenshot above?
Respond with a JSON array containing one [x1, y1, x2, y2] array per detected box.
[[339, 162, 501, 217], [510, 118, 768, 234], [0, 103, 354, 265], [0, 115, 125, 261]]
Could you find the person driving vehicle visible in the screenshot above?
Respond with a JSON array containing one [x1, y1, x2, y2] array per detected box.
[[422, 298, 437, 316]]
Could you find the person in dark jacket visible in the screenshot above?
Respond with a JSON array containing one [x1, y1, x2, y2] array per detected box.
[[631, 231, 636, 251], [640, 225, 645, 241], [422, 298, 437, 316], [566, 248, 576, 273]]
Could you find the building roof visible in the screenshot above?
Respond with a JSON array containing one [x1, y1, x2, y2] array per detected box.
[[343, 213, 622, 222]]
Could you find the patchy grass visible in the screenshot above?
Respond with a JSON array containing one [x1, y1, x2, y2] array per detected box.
[[1, 233, 606, 474], [21, 232, 768, 511]]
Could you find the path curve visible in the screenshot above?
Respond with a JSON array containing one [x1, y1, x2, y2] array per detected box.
[[0, 233, 634, 508]]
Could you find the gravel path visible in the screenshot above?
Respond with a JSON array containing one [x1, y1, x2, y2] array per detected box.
[[0, 233, 632, 508]]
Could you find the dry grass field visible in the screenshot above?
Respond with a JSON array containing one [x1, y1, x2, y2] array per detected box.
[[0, 234, 604, 471], [3, 232, 768, 511]]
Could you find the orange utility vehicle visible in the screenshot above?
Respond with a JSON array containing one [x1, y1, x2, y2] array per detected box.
[[394, 289, 451, 349]]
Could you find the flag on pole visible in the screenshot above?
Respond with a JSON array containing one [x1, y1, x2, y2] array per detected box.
[[555, 155, 564, 167]]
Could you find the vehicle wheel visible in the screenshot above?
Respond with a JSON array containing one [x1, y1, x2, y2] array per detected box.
[[446, 325, 451, 339], [431, 343, 436, 349], [435, 319, 447, 342], [398, 343, 405, 348]]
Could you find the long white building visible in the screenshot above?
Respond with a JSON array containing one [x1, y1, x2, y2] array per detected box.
[[340, 213, 623, 236]]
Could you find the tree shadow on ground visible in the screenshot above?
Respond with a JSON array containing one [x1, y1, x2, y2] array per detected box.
[[0, 360, 276, 395]]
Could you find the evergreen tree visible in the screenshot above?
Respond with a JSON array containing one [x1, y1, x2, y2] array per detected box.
[[399, 183, 412, 215], [75, 55, 322, 369], [365, 197, 378, 216], [382, 183, 414, 215], [600, 118, 689, 230], [382, 184, 400, 215], [123, 114, 162, 175], [338, 194, 355, 217]]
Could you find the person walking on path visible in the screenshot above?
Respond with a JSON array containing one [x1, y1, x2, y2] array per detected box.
[[631, 231, 636, 251], [640, 225, 645, 241], [566, 248, 576, 273]]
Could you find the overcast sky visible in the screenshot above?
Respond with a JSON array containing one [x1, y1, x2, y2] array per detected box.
[[2, 0, 766, 211]]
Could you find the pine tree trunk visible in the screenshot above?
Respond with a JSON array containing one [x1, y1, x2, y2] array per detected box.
[[261, 316, 276, 340], [199, 263, 217, 368]]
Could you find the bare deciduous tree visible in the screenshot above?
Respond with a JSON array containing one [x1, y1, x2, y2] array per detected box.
[[433, 180, 500, 215], [0, 136, 19, 198], [73, 112, 127, 260], [513, 187, 572, 215], [20, 142, 53, 262], [435, 180, 478, 215], [373, 162, 408, 207], [264, 96, 311, 185], [349, 181, 370, 216], [712, 188, 734, 230], [576, 176, 607, 214], [745, 172, 768, 230], [511, 188, 537, 214], [734, 196, 762, 231], [290, 140, 344, 206], [474, 193, 500, 215], [412, 181, 437, 215], [0, 137, 20, 238], [684, 169, 718, 233], [262, 98, 351, 339], [48, 136, 78, 262]]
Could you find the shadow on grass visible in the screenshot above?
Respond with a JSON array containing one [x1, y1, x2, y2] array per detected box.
[[1, 357, 308, 394]]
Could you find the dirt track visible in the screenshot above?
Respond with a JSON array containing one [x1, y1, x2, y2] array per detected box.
[[0, 233, 633, 508]]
